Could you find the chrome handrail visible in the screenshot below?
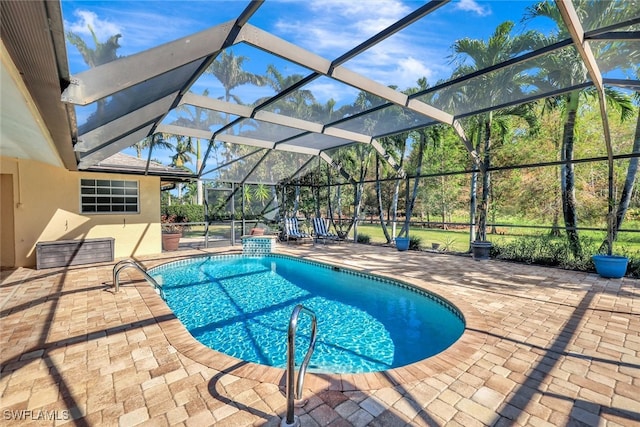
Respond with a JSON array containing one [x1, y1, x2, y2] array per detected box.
[[282, 304, 317, 427], [112, 259, 162, 293]]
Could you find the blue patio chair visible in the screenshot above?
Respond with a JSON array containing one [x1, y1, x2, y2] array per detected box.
[[284, 217, 311, 243], [312, 218, 338, 244]]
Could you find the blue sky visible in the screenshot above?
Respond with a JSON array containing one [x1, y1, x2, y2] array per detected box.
[[62, 0, 553, 95], [61, 0, 561, 173]]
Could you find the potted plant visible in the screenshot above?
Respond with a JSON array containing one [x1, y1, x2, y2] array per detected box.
[[592, 254, 628, 278], [161, 214, 185, 251], [592, 213, 628, 278], [395, 236, 410, 251], [472, 205, 492, 260], [471, 240, 492, 260]]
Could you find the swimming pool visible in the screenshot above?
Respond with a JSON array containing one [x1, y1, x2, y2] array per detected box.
[[149, 254, 464, 374]]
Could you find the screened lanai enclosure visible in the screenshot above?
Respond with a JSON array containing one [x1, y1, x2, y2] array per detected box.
[[7, 1, 638, 262]]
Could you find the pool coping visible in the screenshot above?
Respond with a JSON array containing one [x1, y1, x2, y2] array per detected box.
[[135, 250, 488, 392]]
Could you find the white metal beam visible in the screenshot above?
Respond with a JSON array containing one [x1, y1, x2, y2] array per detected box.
[[183, 93, 386, 155], [238, 23, 456, 127], [216, 134, 275, 150], [254, 110, 324, 133], [331, 65, 408, 106], [75, 94, 177, 152], [236, 24, 332, 74], [323, 127, 372, 144], [62, 21, 234, 105], [78, 126, 153, 169], [555, 1, 604, 92], [156, 124, 214, 141], [555, 0, 611, 150], [556, 0, 615, 254], [180, 93, 254, 118], [276, 144, 320, 155]]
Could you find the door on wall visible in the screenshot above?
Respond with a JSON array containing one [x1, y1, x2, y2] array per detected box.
[[1, 174, 15, 268]]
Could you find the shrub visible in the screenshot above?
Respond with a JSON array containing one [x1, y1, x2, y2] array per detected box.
[[626, 255, 640, 278], [162, 204, 205, 223], [409, 236, 422, 251], [493, 235, 571, 266], [357, 234, 371, 244], [491, 234, 640, 277]]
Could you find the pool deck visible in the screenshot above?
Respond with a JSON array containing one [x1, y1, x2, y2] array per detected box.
[[1, 243, 638, 426]]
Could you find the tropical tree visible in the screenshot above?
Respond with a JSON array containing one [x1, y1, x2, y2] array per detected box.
[[526, 0, 636, 257], [375, 134, 407, 243], [173, 89, 225, 204], [263, 65, 316, 119], [66, 26, 121, 118], [171, 136, 195, 169], [202, 50, 271, 208], [207, 50, 268, 106], [66, 25, 121, 68], [132, 133, 172, 158], [600, 96, 640, 251], [450, 21, 537, 244]]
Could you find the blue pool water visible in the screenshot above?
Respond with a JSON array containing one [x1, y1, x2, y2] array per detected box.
[[149, 255, 464, 374]]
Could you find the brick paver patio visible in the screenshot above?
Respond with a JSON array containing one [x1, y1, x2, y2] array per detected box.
[[1, 244, 638, 426]]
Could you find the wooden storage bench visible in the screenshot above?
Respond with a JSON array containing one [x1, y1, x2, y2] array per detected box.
[[36, 237, 115, 269]]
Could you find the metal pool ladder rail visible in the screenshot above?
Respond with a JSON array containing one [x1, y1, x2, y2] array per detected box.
[[112, 259, 162, 293], [281, 304, 318, 427]]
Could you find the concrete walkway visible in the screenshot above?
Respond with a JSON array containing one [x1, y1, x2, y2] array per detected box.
[[1, 244, 638, 426]]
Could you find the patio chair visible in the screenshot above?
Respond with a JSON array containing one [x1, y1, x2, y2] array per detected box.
[[312, 217, 338, 244], [284, 217, 311, 243]]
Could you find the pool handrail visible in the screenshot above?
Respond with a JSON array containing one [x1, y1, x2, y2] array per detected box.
[[282, 304, 317, 427], [112, 259, 162, 293]]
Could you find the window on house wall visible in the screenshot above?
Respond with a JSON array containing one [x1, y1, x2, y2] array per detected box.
[[80, 179, 139, 213]]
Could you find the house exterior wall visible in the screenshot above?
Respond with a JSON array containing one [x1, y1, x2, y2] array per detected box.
[[0, 156, 161, 268]]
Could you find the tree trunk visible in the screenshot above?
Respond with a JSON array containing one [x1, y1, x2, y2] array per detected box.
[[293, 184, 300, 216], [351, 149, 371, 240], [400, 132, 426, 236], [376, 154, 392, 243], [196, 141, 203, 205], [469, 170, 478, 246], [391, 139, 407, 240], [468, 125, 482, 248], [561, 91, 581, 257], [598, 107, 640, 252], [440, 174, 448, 230], [477, 115, 492, 241]]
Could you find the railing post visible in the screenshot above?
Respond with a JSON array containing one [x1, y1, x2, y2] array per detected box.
[[112, 259, 162, 294], [281, 304, 317, 427]]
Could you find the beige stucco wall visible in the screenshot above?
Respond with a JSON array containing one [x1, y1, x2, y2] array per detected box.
[[1, 156, 161, 268]]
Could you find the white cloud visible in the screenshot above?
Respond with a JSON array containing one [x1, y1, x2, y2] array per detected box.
[[395, 57, 434, 87], [273, 0, 412, 57], [454, 0, 491, 17], [65, 10, 122, 42], [305, 79, 359, 106], [64, 7, 204, 58], [271, 0, 455, 92]]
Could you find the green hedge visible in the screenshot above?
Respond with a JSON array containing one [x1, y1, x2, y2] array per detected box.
[[162, 204, 205, 223]]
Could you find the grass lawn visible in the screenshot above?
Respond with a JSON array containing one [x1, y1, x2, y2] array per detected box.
[[182, 221, 640, 255], [354, 223, 640, 255]]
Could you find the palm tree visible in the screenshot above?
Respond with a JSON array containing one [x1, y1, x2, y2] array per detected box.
[[66, 25, 121, 68], [171, 136, 195, 169], [207, 50, 268, 106], [174, 89, 226, 204], [525, 0, 636, 257], [263, 65, 315, 119], [133, 133, 172, 158], [450, 21, 537, 243], [205, 50, 270, 181], [66, 26, 121, 117], [600, 90, 640, 252]]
